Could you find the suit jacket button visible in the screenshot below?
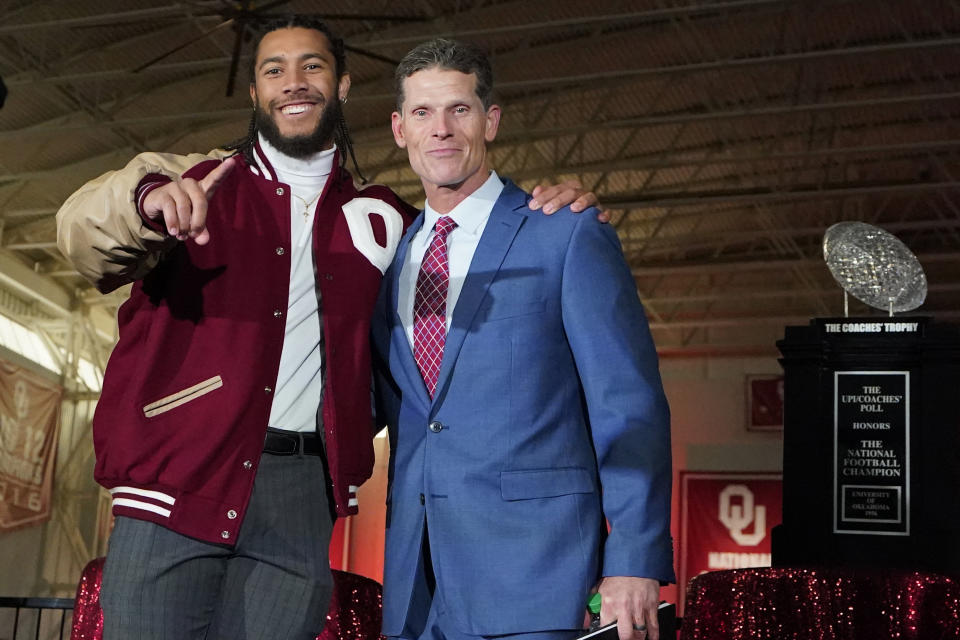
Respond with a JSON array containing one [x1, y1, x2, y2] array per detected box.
[[429, 421, 442, 433], [419, 493, 425, 505]]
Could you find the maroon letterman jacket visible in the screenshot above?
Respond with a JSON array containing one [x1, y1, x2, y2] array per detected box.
[[73, 147, 415, 545]]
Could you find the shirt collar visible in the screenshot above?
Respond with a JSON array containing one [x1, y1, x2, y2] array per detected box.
[[423, 171, 505, 236]]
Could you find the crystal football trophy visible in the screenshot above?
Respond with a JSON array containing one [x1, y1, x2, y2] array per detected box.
[[822, 222, 927, 317]]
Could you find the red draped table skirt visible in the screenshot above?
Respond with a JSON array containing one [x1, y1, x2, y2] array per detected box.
[[70, 557, 384, 640], [680, 567, 960, 639]]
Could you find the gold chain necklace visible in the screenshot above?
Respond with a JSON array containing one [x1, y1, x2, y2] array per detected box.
[[291, 191, 322, 220]]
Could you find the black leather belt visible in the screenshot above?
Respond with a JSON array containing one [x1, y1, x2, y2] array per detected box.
[[263, 427, 323, 456]]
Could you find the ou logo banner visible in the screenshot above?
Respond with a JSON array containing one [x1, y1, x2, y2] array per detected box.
[[718, 484, 766, 546]]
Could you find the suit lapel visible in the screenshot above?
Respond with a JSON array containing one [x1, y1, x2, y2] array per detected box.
[[433, 183, 528, 403], [389, 214, 433, 410]]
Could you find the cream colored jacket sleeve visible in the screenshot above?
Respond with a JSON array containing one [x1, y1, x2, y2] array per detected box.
[[56, 149, 231, 293]]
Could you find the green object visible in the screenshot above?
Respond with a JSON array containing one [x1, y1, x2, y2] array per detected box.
[[588, 592, 602, 614]]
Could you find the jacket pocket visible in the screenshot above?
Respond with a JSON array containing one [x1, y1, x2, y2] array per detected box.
[[478, 298, 546, 321], [142, 375, 223, 418], [500, 467, 594, 501]]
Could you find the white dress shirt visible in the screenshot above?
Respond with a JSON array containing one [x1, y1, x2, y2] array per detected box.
[[399, 171, 505, 350], [258, 134, 334, 432]]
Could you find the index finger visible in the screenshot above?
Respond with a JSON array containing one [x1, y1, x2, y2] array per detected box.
[[199, 156, 236, 197]]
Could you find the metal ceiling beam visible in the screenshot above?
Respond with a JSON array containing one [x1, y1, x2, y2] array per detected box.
[[609, 180, 960, 209], [9, 29, 960, 93], [5, 3, 753, 85], [492, 36, 960, 93], [0, 4, 671, 36], [624, 219, 960, 256], [373, 135, 960, 189], [0, 108, 250, 139], [615, 188, 960, 228], [3, 56, 232, 87], [0, 148, 140, 187], [0, 4, 222, 34], [10, 84, 960, 143], [643, 282, 960, 306], [0, 0, 810, 42], [366, 0, 816, 45], [0, 249, 73, 317], [631, 251, 960, 276], [0, 44, 151, 155], [7, 109, 955, 193], [501, 92, 960, 144]]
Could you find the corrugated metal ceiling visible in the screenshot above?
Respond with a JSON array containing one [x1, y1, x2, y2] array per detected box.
[[1, 0, 958, 357]]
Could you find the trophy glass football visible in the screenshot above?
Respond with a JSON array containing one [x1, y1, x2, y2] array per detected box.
[[822, 222, 927, 317]]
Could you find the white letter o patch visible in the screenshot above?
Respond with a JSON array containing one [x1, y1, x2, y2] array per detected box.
[[341, 197, 404, 274]]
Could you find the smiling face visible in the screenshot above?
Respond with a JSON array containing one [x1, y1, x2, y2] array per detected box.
[[391, 67, 501, 212], [249, 26, 351, 157]]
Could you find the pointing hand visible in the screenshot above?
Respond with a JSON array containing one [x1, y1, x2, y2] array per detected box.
[[142, 156, 236, 245]]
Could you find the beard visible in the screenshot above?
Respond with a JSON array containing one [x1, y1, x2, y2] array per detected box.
[[255, 95, 342, 159]]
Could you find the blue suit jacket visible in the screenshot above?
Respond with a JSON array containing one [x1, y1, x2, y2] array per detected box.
[[372, 181, 674, 637]]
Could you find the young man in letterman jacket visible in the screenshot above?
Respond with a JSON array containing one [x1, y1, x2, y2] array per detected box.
[[56, 16, 599, 640]]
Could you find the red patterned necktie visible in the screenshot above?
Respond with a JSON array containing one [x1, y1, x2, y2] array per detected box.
[[413, 215, 458, 398]]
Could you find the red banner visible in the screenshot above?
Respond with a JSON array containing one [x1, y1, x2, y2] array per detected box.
[[678, 472, 782, 615], [0, 360, 62, 532]]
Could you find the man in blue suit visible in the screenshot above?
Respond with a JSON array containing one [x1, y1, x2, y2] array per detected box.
[[373, 38, 674, 640]]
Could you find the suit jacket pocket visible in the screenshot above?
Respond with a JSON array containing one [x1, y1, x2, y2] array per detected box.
[[500, 467, 594, 501], [142, 375, 223, 418], [477, 298, 545, 321]]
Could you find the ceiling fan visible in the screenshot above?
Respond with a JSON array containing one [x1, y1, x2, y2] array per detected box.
[[130, 0, 427, 96]]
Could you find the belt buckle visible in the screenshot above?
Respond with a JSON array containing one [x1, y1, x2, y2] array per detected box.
[[266, 431, 299, 455]]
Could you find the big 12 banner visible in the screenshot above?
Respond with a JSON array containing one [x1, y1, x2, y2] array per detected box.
[[678, 471, 782, 615], [0, 359, 62, 532]]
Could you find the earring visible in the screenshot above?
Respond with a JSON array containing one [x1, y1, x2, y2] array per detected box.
[[340, 96, 348, 104]]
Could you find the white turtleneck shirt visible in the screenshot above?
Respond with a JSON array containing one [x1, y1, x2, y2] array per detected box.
[[257, 133, 334, 433]]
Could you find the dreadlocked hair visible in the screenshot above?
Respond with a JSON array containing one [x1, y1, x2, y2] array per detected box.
[[222, 109, 257, 165], [220, 14, 367, 180], [336, 108, 367, 184]]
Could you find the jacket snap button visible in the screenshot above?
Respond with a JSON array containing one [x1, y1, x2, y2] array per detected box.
[[227, 509, 238, 520], [242, 460, 253, 470], [276, 187, 284, 196], [276, 247, 285, 255], [221, 530, 230, 539], [273, 310, 282, 318], [429, 421, 442, 433]]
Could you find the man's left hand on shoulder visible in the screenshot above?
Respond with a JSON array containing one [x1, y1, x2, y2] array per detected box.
[[597, 576, 662, 640], [528, 180, 612, 222]]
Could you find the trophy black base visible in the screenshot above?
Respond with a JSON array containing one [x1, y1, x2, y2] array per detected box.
[[774, 317, 960, 573]]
